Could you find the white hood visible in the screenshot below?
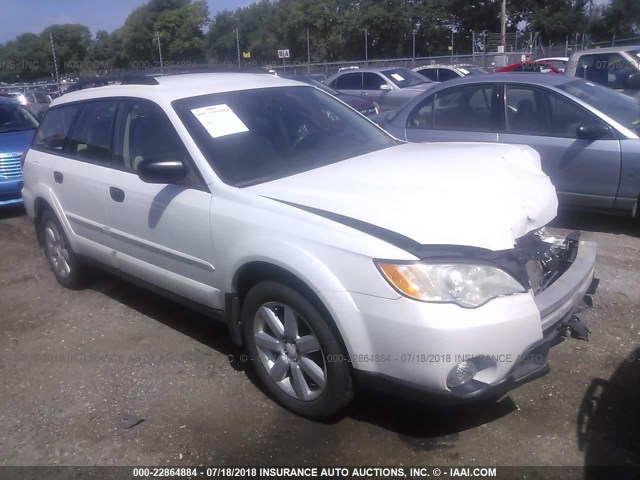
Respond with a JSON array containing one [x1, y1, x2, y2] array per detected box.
[[247, 142, 558, 251]]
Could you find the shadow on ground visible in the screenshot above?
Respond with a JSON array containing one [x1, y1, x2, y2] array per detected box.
[[0, 205, 26, 220], [578, 347, 640, 476], [551, 209, 640, 238], [89, 268, 518, 442]]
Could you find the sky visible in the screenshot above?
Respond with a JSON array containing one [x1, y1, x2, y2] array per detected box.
[[0, 0, 253, 44]]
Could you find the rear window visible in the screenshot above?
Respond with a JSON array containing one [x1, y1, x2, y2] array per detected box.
[[381, 68, 429, 88], [33, 105, 80, 152]]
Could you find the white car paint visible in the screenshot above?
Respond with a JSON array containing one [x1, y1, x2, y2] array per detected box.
[[22, 73, 597, 409]]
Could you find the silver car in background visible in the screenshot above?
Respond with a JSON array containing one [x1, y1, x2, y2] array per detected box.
[[326, 67, 437, 112], [375, 73, 640, 217]]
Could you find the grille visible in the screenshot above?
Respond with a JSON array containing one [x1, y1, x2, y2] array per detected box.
[[0, 153, 22, 180]]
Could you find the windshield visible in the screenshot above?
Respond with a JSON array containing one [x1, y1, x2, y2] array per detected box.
[[557, 79, 640, 135], [381, 68, 429, 88], [173, 86, 395, 187], [0, 103, 38, 133]]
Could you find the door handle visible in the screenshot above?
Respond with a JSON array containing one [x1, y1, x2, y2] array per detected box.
[[360, 92, 368, 96], [53, 171, 63, 184], [109, 186, 125, 203]]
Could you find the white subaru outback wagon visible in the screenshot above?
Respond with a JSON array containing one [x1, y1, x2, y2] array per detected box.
[[22, 73, 598, 419]]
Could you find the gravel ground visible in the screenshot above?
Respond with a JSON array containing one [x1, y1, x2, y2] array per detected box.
[[0, 206, 639, 470]]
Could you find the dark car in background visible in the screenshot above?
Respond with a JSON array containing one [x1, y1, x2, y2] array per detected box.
[[375, 73, 640, 217], [326, 67, 437, 112], [284, 75, 379, 116], [0, 96, 39, 207]]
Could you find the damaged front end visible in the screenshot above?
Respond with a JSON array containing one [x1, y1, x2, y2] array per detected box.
[[514, 228, 599, 340]]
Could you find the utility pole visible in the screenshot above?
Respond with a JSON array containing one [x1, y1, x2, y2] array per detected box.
[[235, 28, 241, 68], [471, 31, 475, 58], [450, 28, 454, 63], [501, 0, 506, 52], [412, 29, 416, 65], [156, 31, 164, 75], [364, 29, 368, 66], [307, 28, 311, 74], [49, 33, 61, 95]]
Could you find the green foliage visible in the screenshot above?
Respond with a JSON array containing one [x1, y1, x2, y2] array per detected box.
[[120, 0, 208, 63], [0, 0, 632, 82]]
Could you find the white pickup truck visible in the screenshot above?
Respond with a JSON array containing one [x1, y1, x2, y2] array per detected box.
[[565, 46, 640, 98]]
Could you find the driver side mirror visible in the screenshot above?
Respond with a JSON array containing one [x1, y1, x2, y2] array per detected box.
[[380, 84, 392, 91], [137, 158, 186, 184], [576, 121, 611, 140], [624, 72, 640, 90]]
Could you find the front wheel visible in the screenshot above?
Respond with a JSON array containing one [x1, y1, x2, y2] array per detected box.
[[241, 281, 353, 419]]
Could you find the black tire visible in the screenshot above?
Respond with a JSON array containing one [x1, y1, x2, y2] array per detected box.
[[39, 210, 86, 289], [241, 281, 353, 420]]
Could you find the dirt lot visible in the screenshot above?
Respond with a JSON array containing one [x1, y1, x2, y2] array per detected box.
[[1, 206, 639, 470]]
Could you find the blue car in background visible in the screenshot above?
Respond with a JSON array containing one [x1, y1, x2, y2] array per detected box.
[[0, 96, 38, 207]]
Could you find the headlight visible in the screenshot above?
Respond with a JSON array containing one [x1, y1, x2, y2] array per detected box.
[[376, 262, 526, 308]]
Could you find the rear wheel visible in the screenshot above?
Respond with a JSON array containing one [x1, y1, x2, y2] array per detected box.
[[40, 210, 86, 289], [242, 281, 353, 419]]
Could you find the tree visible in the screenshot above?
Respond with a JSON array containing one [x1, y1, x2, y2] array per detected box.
[[120, 0, 207, 63]]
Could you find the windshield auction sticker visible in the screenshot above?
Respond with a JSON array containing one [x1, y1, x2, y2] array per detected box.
[[191, 104, 249, 138]]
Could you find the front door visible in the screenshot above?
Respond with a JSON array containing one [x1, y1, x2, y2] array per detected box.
[[498, 84, 621, 209], [105, 100, 221, 309]]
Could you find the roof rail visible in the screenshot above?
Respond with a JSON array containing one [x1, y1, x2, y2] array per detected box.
[[121, 76, 159, 86]]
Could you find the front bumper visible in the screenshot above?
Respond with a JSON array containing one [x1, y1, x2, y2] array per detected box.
[[324, 239, 598, 405], [0, 178, 24, 207]]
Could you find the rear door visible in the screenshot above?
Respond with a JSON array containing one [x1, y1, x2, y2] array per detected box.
[[33, 101, 117, 267], [405, 84, 499, 143], [104, 99, 220, 309], [498, 84, 621, 209]]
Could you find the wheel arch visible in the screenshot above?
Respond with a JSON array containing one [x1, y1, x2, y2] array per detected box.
[[229, 259, 351, 359]]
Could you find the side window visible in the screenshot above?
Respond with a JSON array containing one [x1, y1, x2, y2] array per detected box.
[[417, 69, 438, 81], [336, 73, 362, 90], [66, 101, 117, 163], [113, 101, 200, 187], [506, 86, 604, 139], [578, 54, 635, 89], [407, 96, 434, 129], [432, 85, 494, 132], [363, 72, 386, 90], [548, 91, 608, 138], [505, 86, 546, 135], [33, 105, 80, 153], [438, 69, 460, 81]]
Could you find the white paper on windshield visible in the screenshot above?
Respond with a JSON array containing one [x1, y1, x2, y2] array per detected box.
[[459, 68, 470, 74], [191, 104, 249, 138], [390, 73, 405, 82]]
